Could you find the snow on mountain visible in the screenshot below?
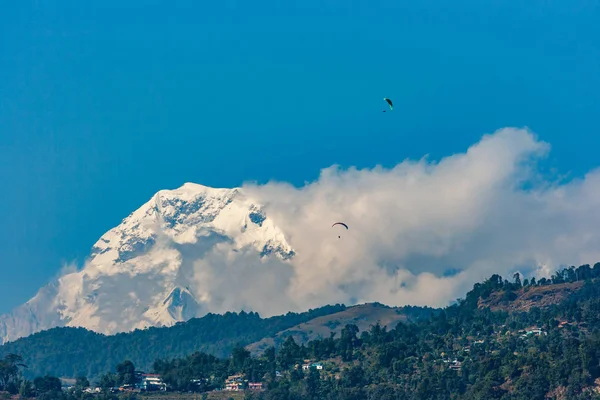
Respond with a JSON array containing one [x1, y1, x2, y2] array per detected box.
[[0, 183, 295, 345]]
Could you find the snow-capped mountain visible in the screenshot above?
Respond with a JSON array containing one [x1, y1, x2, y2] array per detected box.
[[0, 183, 295, 345]]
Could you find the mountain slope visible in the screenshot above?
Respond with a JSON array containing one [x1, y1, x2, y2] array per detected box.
[[477, 280, 585, 312], [0, 183, 295, 345], [246, 303, 436, 355]]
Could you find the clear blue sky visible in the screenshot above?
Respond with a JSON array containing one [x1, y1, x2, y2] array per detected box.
[[1, 0, 599, 314]]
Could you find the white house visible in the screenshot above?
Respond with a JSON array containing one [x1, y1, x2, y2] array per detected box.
[[302, 362, 323, 371], [140, 374, 166, 391]]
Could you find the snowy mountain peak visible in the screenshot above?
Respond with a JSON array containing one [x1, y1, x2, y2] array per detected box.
[[0, 182, 295, 344], [145, 286, 201, 326]]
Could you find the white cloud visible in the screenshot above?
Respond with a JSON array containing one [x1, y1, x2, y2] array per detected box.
[[57, 259, 79, 278], [234, 127, 600, 310]]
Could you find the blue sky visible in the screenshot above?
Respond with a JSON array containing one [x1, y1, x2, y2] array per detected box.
[[0, 0, 599, 314]]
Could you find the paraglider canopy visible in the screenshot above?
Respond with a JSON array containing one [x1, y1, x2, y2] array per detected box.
[[332, 222, 348, 238], [383, 97, 393, 111]]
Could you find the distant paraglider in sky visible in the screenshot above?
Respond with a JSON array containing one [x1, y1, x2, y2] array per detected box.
[[382, 97, 393, 112], [332, 222, 349, 238]]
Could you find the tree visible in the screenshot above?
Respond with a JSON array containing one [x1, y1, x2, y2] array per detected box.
[[97, 372, 117, 391], [115, 360, 136, 385], [231, 344, 251, 371], [502, 288, 517, 302], [513, 272, 522, 288], [33, 375, 62, 394], [19, 379, 34, 398], [0, 353, 27, 391], [577, 264, 592, 281], [306, 367, 320, 399], [593, 263, 600, 278], [263, 346, 277, 383], [75, 376, 90, 389], [277, 336, 301, 370], [339, 324, 360, 361], [552, 270, 565, 284]]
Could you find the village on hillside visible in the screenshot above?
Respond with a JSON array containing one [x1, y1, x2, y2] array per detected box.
[[58, 361, 327, 396], [55, 324, 559, 395]]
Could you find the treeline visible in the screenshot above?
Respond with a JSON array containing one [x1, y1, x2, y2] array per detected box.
[[0, 304, 348, 380], [0, 354, 99, 400], [472, 263, 600, 298]]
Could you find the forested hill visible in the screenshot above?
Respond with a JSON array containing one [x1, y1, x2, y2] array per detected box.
[[246, 302, 436, 356], [0, 303, 345, 379], [146, 264, 600, 400], [0, 301, 433, 380]]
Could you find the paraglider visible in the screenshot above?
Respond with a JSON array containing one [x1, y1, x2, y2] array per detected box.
[[332, 222, 348, 238], [383, 97, 393, 112]]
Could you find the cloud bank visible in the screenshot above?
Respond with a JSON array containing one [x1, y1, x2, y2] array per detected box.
[[231, 127, 600, 310]]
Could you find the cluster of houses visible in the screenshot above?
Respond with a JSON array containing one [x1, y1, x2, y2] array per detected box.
[[221, 359, 325, 391], [82, 387, 102, 394], [441, 358, 462, 371], [75, 373, 263, 394], [99, 372, 167, 393], [61, 373, 167, 394], [300, 361, 323, 371], [224, 374, 263, 391], [519, 327, 547, 339], [137, 373, 168, 391], [437, 325, 553, 372]]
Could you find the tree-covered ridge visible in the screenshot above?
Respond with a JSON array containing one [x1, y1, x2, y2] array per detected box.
[[0, 299, 436, 382], [0, 304, 348, 380], [133, 263, 600, 400], [246, 303, 437, 355]]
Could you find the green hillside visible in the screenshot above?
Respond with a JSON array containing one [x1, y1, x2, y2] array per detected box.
[[0, 304, 349, 380], [246, 302, 435, 355], [142, 263, 600, 400]]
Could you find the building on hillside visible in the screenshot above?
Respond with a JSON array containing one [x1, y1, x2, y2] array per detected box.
[[302, 362, 323, 371], [225, 374, 245, 391], [558, 320, 569, 328], [449, 360, 462, 371], [520, 327, 547, 338], [190, 378, 209, 388], [529, 328, 547, 336], [140, 374, 166, 391], [134, 371, 146, 379], [118, 384, 137, 392]]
